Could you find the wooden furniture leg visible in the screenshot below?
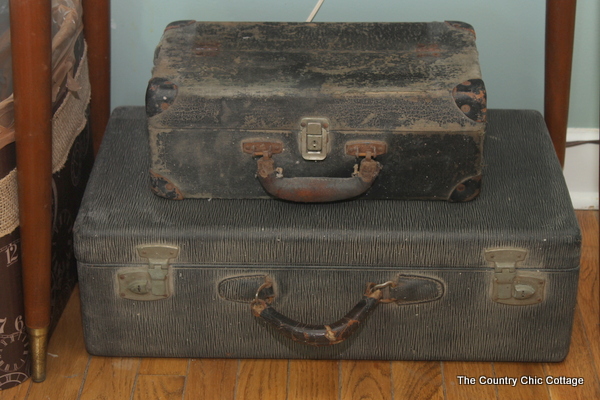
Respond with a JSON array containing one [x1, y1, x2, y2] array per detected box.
[[545, 0, 577, 167], [9, 0, 53, 383], [82, 0, 111, 156]]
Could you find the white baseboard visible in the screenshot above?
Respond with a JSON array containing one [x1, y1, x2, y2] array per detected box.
[[563, 128, 599, 210]]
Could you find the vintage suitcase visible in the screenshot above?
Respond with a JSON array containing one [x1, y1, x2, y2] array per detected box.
[[147, 21, 487, 202], [74, 107, 580, 361]]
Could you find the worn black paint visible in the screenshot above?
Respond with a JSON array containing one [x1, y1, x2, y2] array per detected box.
[[147, 22, 486, 201]]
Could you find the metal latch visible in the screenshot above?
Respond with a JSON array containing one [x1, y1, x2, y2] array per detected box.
[[117, 245, 179, 301], [486, 248, 545, 306], [300, 117, 330, 160]]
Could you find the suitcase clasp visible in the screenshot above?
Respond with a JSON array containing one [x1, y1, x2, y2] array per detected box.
[[117, 245, 179, 301], [300, 117, 330, 160], [486, 248, 545, 306]]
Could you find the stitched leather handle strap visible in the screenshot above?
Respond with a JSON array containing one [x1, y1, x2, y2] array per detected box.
[[251, 281, 391, 346]]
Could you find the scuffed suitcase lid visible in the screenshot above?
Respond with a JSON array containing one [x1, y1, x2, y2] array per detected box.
[[74, 107, 580, 270], [147, 21, 486, 132]]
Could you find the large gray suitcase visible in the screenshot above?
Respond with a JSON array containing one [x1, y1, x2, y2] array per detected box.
[[74, 107, 580, 361]]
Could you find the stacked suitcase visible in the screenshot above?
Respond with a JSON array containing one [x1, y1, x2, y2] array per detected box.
[[74, 22, 580, 361]]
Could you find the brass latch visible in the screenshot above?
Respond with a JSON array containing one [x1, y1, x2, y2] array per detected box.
[[300, 117, 330, 160], [117, 245, 179, 301], [486, 248, 545, 306]]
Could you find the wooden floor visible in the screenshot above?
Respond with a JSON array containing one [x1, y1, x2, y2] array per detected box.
[[1, 210, 598, 400]]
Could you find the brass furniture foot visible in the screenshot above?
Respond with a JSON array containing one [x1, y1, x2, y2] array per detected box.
[[28, 327, 48, 382]]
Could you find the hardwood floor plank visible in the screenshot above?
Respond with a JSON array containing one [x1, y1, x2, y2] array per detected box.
[[542, 309, 600, 400], [139, 358, 188, 376], [443, 362, 498, 400], [340, 360, 392, 400], [25, 287, 90, 400], [575, 211, 599, 367], [184, 359, 237, 400], [288, 360, 338, 400], [0, 379, 30, 400], [493, 362, 550, 400], [235, 359, 287, 400], [391, 361, 444, 400], [78, 357, 141, 400], [132, 375, 185, 400]]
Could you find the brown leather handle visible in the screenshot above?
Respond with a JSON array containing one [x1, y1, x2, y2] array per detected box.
[[251, 282, 390, 346], [256, 154, 381, 203]]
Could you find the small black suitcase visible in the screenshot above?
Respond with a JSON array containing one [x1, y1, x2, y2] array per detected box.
[[74, 107, 580, 361], [147, 21, 487, 202]]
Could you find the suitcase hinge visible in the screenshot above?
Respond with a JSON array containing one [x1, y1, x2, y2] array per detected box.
[[117, 245, 179, 301], [486, 248, 545, 306]]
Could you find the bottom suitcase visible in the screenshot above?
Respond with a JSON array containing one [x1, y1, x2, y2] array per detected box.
[[74, 107, 580, 361]]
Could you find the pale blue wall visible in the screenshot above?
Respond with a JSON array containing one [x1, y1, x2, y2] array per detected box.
[[111, 0, 599, 128], [570, 0, 599, 128]]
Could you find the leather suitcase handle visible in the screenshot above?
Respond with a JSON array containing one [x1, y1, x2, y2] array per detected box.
[[251, 281, 392, 346], [255, 154, 381, 203]]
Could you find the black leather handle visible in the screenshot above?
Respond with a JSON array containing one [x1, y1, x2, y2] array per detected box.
[[251, 282, 391, 346], [255, 155, 381, 203]]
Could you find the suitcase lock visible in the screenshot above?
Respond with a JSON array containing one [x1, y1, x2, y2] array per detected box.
[[117, 245, 179, 301], [300, 117, 330, 160], [486, 248, 545, 306]]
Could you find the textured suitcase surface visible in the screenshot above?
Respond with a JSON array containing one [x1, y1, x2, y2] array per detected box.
[[147, 21, 486, 202], [75, 107, 580, 361]]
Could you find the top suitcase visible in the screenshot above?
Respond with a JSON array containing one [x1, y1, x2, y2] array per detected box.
[[146, 21, 486, 202]]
